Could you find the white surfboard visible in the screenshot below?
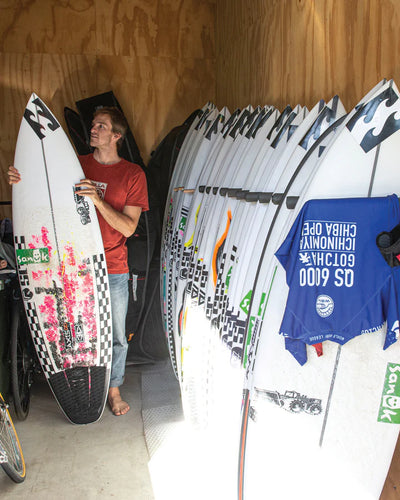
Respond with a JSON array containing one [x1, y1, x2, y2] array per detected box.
[[12, 93, 113, 424], [162, 106, 222, 377], [241, 80, 400, 499]]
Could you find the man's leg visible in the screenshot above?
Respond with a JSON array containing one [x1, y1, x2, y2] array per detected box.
[[108, 272, 130, 415]]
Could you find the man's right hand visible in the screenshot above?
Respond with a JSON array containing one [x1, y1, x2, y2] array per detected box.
[[8, 166, 21, 184]]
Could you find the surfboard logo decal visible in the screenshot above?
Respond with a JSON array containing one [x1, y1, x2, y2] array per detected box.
[[251, 388, 323, 421], [62, 322, 73, 352], [73, 187, 91, 225], [299, 99, 338, 151], [240, 290, 252, 315], [16, 248, 50, 265], [17, 269, 34, 301], [178, 206, 189, 236], [347, 86, 400, 152], [378, 363, 400, 423], [24, 97, 60, 140]]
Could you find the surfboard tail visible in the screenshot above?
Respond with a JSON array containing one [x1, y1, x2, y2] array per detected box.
[[48, 366, 109, 424]]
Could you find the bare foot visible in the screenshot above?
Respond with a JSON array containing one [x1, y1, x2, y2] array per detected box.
[[108, 387, 130, 416]]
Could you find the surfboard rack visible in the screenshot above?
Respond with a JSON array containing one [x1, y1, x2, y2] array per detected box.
[[286, 196, 299, 209]]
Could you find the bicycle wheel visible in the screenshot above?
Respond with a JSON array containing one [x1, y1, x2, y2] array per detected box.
[[10, 291, 35, 421], [0, 393, 26, 483]]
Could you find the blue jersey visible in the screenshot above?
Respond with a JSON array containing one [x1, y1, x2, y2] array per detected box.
[[275, 195, 400, 365]]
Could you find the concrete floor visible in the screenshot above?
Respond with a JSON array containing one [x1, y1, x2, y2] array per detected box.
[[3, 358, 399, 500], [0, 362, 173, 499]]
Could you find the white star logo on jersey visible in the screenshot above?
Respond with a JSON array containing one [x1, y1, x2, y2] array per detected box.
[[299, 253, 311, 265]]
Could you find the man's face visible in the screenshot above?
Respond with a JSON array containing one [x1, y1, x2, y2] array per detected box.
[[90, 113, 120, 149]]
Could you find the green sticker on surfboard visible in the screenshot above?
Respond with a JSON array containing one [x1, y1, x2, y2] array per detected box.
[[378, 363, 400, 424], [16, 248, 50, 266]]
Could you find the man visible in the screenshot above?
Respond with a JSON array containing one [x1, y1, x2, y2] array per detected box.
[[9, 106, 149, 416]]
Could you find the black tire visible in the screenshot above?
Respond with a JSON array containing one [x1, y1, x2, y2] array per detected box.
[[308, 403, 322, 415], [10, 298, 34, 421], [0, 394, 26, 483], [289, 399, 305, 413]]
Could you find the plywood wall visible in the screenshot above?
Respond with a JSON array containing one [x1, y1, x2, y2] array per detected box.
[[0, 0, 216, 218], [216, 0, 400, 112]]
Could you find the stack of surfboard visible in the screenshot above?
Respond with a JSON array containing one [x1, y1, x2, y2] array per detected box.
[[161, 80, 400, 498]]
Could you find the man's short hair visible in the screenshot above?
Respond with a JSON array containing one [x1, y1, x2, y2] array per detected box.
[[93, 106, 128, 149]]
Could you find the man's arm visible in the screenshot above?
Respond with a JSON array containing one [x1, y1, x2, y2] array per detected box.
[[9, 171, 141, 237], [75, 179, 142, 237], [96, 200, 141, 238]]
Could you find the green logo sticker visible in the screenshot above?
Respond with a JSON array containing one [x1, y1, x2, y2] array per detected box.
[[225, 266, 232, 291], [378, 363, 400, 423], [240, 290, 252, 315], [16, 248, 50, 266], [178, 216, 187, 232]]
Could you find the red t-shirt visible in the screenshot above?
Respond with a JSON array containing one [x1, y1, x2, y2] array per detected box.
[[79, 154, 149, 274]]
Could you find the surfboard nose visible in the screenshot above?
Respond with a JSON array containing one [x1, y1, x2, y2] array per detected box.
[[48, 366, 108, 424]]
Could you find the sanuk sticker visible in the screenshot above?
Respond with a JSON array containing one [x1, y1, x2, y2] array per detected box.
[[240, 290, 252, 315], [378, 363, 400, 423], [16, 248, 50, 266]]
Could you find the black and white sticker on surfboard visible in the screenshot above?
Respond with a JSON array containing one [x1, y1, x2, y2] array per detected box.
[[24, 95, 60, 140], [250, 388, 323, 422]]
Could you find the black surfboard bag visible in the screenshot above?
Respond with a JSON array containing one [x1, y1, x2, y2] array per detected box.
[[376, 223, 400, 267], [146, 109, 200, 227]]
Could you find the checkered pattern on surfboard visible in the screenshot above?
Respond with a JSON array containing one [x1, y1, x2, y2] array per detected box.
[[14, 235, 56, 378], [93, 253, 113, 368]]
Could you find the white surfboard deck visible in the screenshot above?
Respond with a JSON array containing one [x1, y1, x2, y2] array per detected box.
[[12, 93, 112, 424]]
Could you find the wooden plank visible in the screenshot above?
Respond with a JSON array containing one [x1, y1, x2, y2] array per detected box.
[[216, 0, 400, 111], [95, 0, 215, 58], [95, 54, 215, 163], [0, 0, 96, 54]]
